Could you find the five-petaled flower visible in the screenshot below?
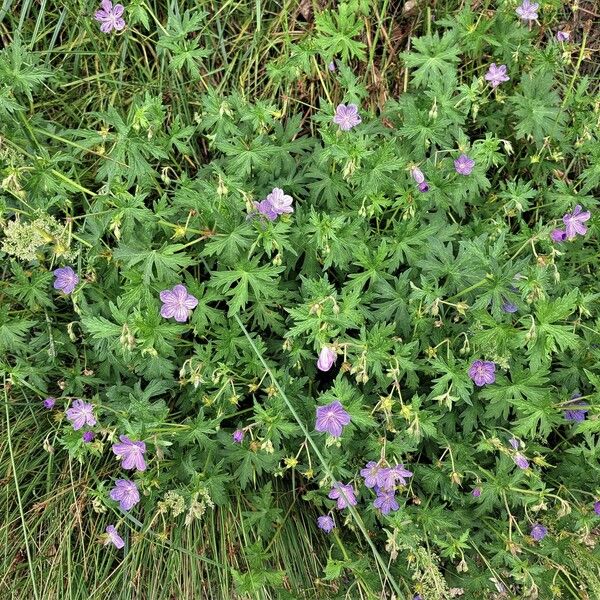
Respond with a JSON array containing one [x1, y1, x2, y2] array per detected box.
[[485, 63, 510, 88], [333, 104, 361, 131], [232, 429, 244, 443], [472, 487, 482, 497], [105, 524, 125, 549], [550, 229, 567, 243], [112, 435, 146, 471], [53, 266, 79, 294], [328, 482, 357, 509], [360, 461, 384, 489], [562, 205, 591, 240], [556, 31, 570, 42], [43, 397, 56, 409], [94, 0, 126, 33], [66, 399, 96, 431], [110, 479, 140, 511], [83, 431, 95, 443], [317, 346, 336, 372], [530, 523, 547, 541], [373, 488, 399, 515], [254, 188, 294, 221], [594, 501, 600, 516], [468, 360, 496, 386], [160, 284, 198, 322], [317, 515, 335, 532], [516, 0, 539, 21], [315, 400, 351, 438], [454, 154, 475, 176]]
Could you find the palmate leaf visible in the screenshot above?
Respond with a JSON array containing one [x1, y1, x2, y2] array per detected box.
[[509, 72, 566, 146], [113, 243, 195, 284], [401, 31, 461, 89], [314, 2, 367, 62], [209, 258, 283, 315]]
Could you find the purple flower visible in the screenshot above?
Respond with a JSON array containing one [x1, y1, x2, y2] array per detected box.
[[550, 229, 567, 243], [317, 346, 336, 372], [110, 479, 140, 511], [328, 61, 336, 72], [43, 397, 56, 409], [411, 167, 429, 193], [509, 437, 520, 450], [266, 188, 294, 216], [472, 487, 482, 497], [328, 482, 357, 509], [254, 198, 278, 220], [159, 284, 198, 322], [485, 63, 510, 88], [594, 501, 600, 516], [317, 515, 335, 532], [254, 188, 294, 221], [454, 154, 475, 176], [530, 523, 547, 541], [387, 464, 414, 487], [65, 399, 96, 431], [563, 205, 591, 240], [360, 461, 383, 489], [501, 299, 518, 313], [373, 488, 399, 515], [112, 435, 146, 471], [94, 0, 126, 33], [468, 360, 496, 386], [232, 429, 244, 443], [556, 30, 570, 42], [83, 431, 95, 443], [413, 596, 423, 600], [516, 0, 539, 21], [53, 266, 79, 294], [104, 524, 125, 549], [411, 167, 426, 184], [333, 104, 361, 131], [563, 394, 589, 422], [513, 453, 529, 470], [315, 400, 351, 438]]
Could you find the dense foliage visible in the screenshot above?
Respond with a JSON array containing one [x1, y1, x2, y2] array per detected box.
[[1, 1, 600, 598]]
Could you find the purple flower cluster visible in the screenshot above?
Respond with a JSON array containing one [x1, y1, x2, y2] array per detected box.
[[359, 461, 413, 515], [551, 205, 591, 243], [254, 187, 294, 221]]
